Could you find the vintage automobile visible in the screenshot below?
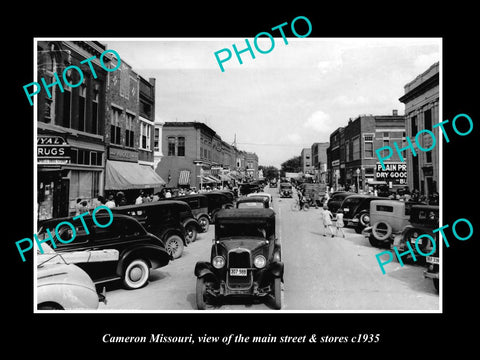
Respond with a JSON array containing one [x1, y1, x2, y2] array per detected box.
[[239, 183, 261, 195], [269, 180, 277, 188], [37, 262, 103, 310], [424, 240, 439, 291], [203, 191, 234, 222], [236, 196, 270, 209], [339, 194, 389, 233], [38, 213, 171, 289], [194, 208, 283, 310], [170, 194, 210, 233], [397, 204, 439, 264], [326, 191, 356, 215], [113, 200, 194, 258], [365, 200, 420, 248], [279, 182, 293, 198], [37, 246, 118, 310], [247, 192, 273, 208]]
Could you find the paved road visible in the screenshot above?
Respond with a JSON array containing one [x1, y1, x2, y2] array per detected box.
[[100, 186, 439, 311]]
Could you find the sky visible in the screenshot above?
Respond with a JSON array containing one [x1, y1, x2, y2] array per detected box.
[[103, 38, 440, 168]]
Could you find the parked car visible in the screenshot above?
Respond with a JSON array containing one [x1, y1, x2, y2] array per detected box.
[[247, 192, 273, 208], [37, 214, 171, 289], [203, 191, 234, 222], [171, 194, 211, 233], [339, 194, 389, 233], [365, 200, 421, 248], [37, 262, 104, 310], [194, 208, 283, 310], [424, 240, 439, 291], [398, 204, 439, 264], [326, 191, 356, 215], [239, 183, 261, 195], [113, 200, 194, 258], [236, 196, 270, 209], [37, 246, 118, 310], [269, 180, 277, 188], [279, 182, 293, 198]]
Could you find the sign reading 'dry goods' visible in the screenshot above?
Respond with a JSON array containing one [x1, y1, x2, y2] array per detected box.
[[375, 162, 407, 185]]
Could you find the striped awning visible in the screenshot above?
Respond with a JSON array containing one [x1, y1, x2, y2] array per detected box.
[[208, 175, 221, 183], [178, 170, 191, 185]]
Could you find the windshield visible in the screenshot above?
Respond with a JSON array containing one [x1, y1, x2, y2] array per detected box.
[[217, 222, 273, 239]]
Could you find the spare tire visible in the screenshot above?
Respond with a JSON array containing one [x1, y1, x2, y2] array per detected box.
[[372, 221, 393, 241]]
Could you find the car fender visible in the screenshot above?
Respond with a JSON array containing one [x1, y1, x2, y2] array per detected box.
[[182, 218, 202, 232], [266, 261, 284, 278], [194, 261, 218, 282], [117, 245, 171, 275]]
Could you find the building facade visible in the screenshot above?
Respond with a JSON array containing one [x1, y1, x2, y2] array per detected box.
[[327, 111, 406, 192], [300, 148, 314, 175], [37, 41, 109, 219], [103, 56, 164, 204], [311, 142, 329, 183], [399, 62, 439, 197], [156, 122, 257, 189]]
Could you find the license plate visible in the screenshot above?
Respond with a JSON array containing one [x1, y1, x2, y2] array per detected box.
[[230, 268, 247, 276], [426, 256, 439, 264], [344, 208, 349, 212]]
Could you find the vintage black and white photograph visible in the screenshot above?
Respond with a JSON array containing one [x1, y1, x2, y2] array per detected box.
[[32, 37, 442, 312]]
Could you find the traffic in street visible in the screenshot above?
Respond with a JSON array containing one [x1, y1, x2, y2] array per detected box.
[[98, 185, 439, 311]]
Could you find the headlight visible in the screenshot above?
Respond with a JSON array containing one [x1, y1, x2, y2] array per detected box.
[[254, 255, 266, 269], [212, 256, 225, 269]]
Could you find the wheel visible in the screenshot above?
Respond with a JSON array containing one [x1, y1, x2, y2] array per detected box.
[[122, 258, 150, 290], [164, 234, 184, 259], [372, 221, 393, 241], [196, 277, 215, 310], [303, 203, 310, 211], [359, 212, 370, 227], [185, 224, 198, 244], [369, 233, 384, 248], [198, 216, 210, 233], [269, 277, 282, 310]]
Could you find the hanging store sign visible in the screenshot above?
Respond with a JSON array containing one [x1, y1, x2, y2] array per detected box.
[[37, 135, 70, 164]]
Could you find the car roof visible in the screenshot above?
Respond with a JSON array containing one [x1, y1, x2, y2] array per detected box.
[[163, 194, 207, 201], [344, 194, 388, 200], [38, 212, 132, 226], [216, 208, 275, 220], [237, 197, 268, 203], [114, 200, 189, 211]]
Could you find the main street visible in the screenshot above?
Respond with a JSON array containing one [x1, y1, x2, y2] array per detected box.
[[99, 187, 439, 311]]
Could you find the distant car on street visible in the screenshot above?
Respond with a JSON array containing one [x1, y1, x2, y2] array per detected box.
[[247, 192, 273, 208], [326, 191, 356, 214], [339, 194, 389, 233], [38, 213, 171, 289], [279, 182, 293, 198], [236, 196, 270, 209]]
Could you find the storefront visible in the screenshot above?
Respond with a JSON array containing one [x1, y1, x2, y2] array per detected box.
[[104, 147, 166, 204]]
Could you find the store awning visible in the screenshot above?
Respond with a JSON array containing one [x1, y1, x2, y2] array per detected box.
[[201, 176, 215, 183], [208, 175, 221, 183], [105, 160, 166, 190], [178, 170, 191, 185]]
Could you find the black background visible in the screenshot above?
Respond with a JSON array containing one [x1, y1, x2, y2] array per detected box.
[[7, 4, 478, 355]]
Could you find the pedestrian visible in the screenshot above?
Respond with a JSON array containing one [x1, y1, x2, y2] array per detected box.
[[335, 209, 346, 238], [165, 190, 172, 198], [105, 195, 116, 209], [135, 191, 144, 205], [75, 198, 89, 215], [321, 205, 335, 237]]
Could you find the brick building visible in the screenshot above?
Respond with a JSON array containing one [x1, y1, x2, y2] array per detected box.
[[36, 41, 109, 219], [399, 62, 439, 197], [103, 55, 165, 203], [300, 148, 313, 175], [156, 122, 257, 189], [327, 111, 406, 192]]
